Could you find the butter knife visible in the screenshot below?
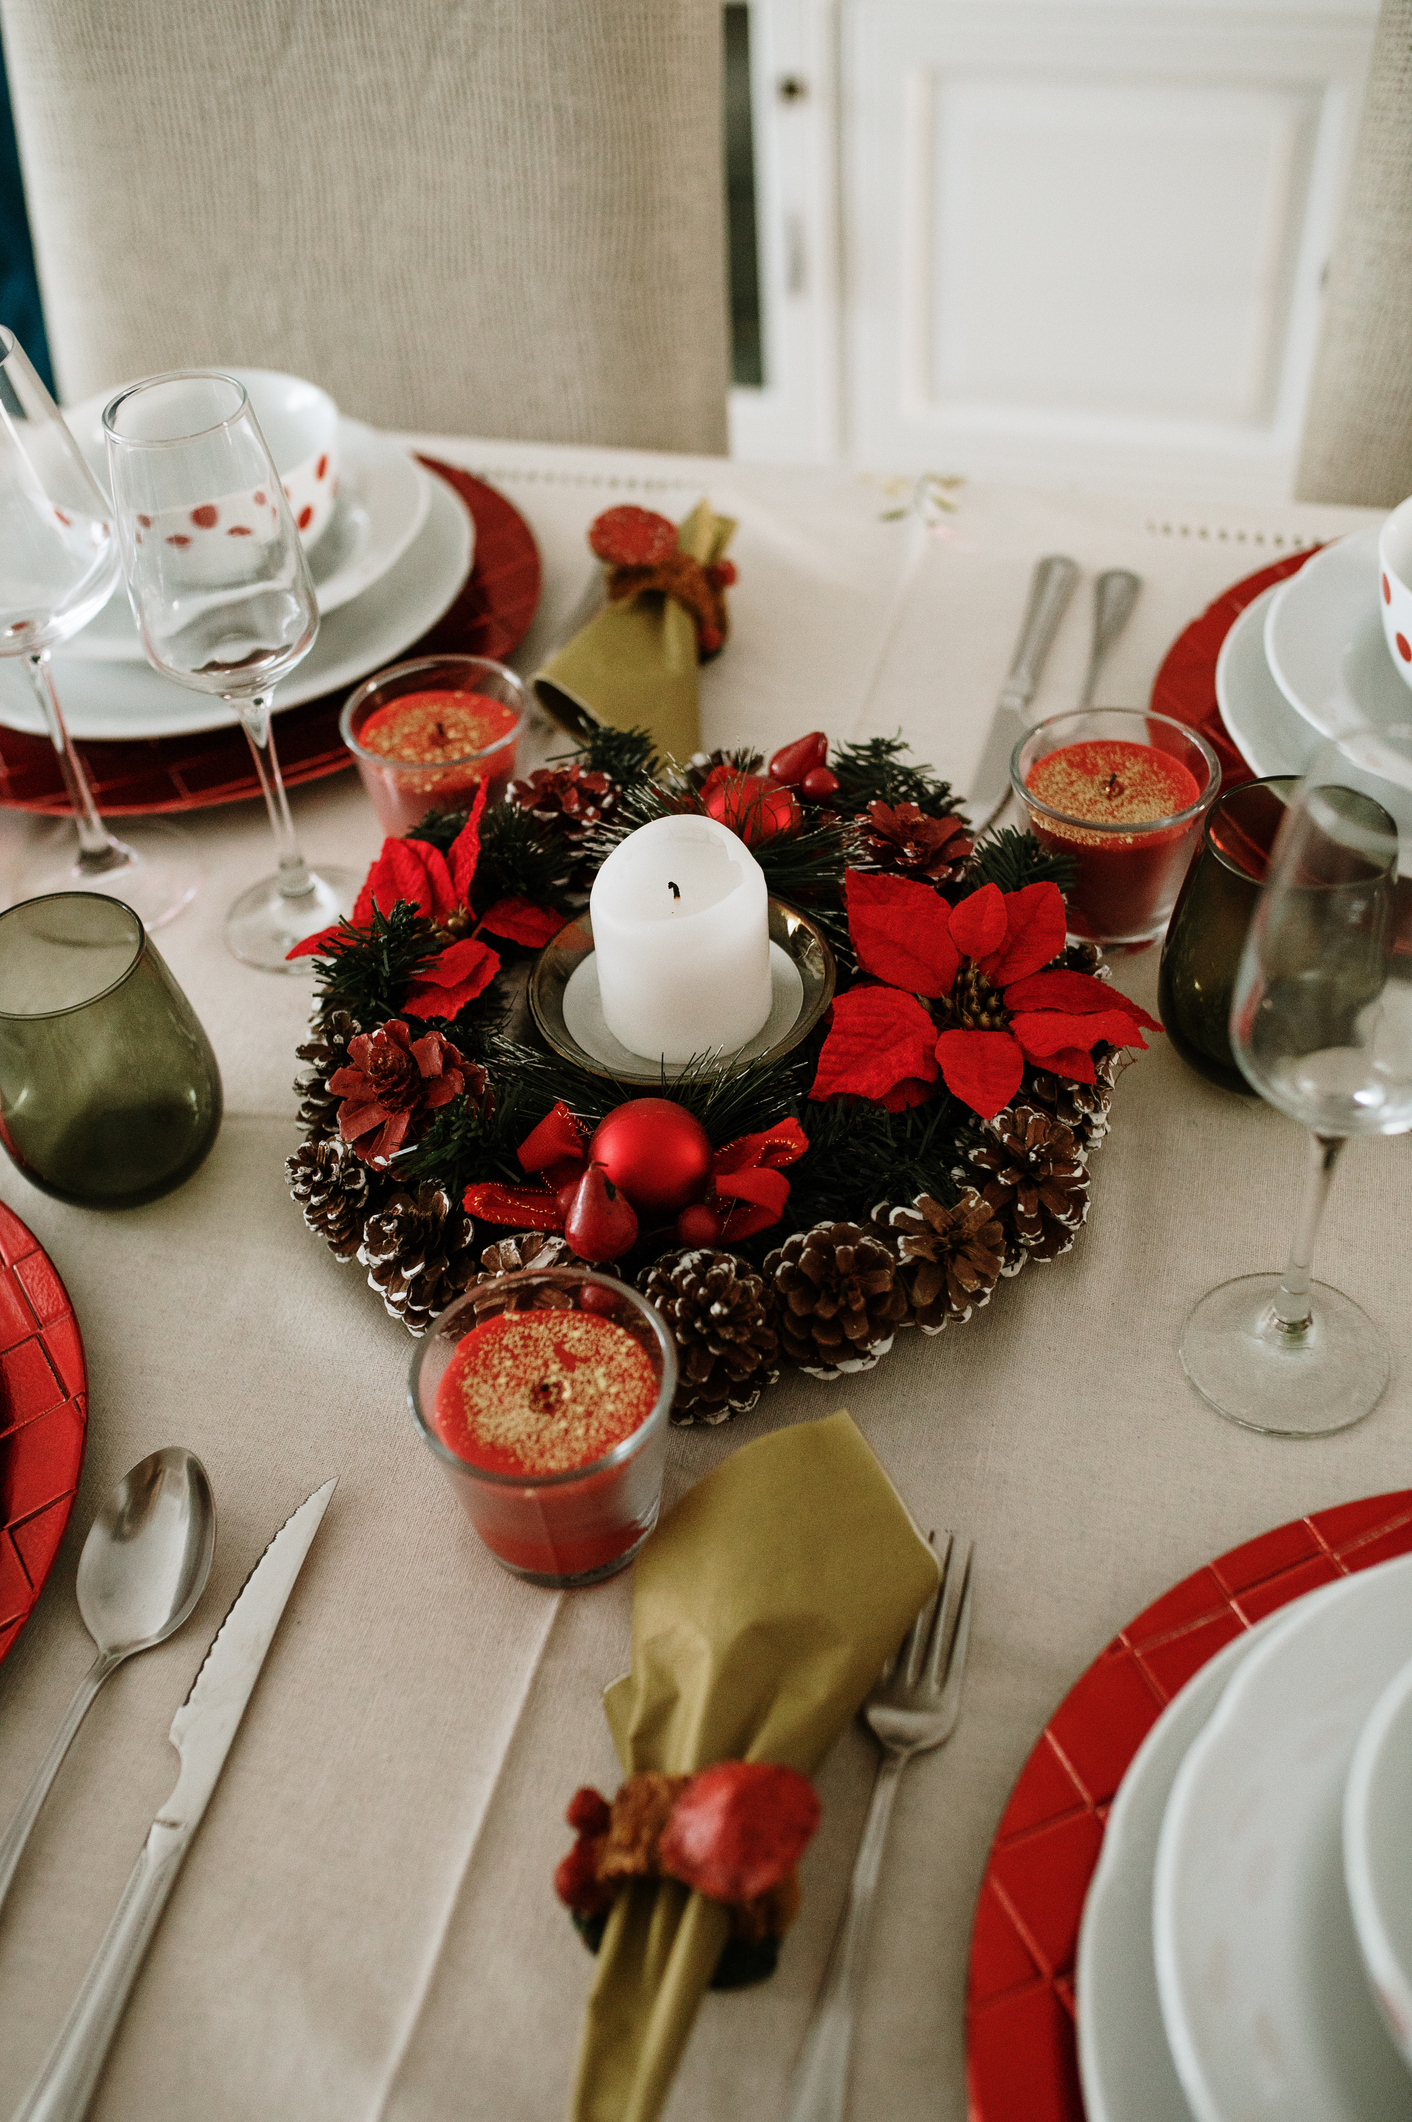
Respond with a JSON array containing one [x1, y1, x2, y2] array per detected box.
[[13, 1478, 337, 2122], [969, 554, 1080, 833]]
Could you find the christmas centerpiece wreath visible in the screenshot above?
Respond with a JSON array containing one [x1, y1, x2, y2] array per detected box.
[[286, 723, 1158, 1422]]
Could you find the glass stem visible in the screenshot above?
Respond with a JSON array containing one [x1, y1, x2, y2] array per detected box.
[[233, 692, 313, 900], [26, 650, 128, 870], [1272, 1131, 1346, 1334]]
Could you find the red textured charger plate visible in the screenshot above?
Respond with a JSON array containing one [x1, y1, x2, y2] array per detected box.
[[0, 459, 541, 816], [0, 1201, 88, 1669], [1147, 547, 1318, 785], [964, 1489, 1412, 2122]]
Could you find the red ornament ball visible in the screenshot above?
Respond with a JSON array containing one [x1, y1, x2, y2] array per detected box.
[[675, 1202, 723, 1247], [589, 1099, 713, 1218], [700, 768, 800, 847]]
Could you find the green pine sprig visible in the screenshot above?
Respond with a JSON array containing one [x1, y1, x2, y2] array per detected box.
[[559, 724, 661, 789], [830, 735, 967, 822], [966, 825, 1075, 897], [311, 901, 439, 1027]]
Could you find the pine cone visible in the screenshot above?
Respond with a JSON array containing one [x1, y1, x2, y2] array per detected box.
[[1025, 1045, 1130, 1151], [358, 1183, 477, 1333], [638, 1249, 779, 1425], [855, 801, 972, 885], [293, 1010, 362, 1142], [327, 1020, 474, 1168], [509, 766, 621, 887], [476, 1231, 576, 1278], [962, 1105, 1090, 1263], [876, 1189, 1006, 1333], [286, 1135, 371, 1262], [764, 1222, 908, 1379]]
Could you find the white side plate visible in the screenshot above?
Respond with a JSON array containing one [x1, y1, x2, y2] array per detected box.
[[1263, 526, 1409, 742], [1153, 1554, 1412, 2122], [1214, 587, 1321, 781], [0, 473, 472, 741], [1345, 1651, 1412, 2071]]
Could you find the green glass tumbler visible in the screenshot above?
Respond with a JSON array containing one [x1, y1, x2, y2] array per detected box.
[[0, 894, 222, 1206], [1157, 777, 1298, 1094]]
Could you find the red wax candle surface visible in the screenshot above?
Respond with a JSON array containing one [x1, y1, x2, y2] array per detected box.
[[1024, 740, 1204, 943], [434, 1309, 657, 1475], [360, 690, 518, 765]]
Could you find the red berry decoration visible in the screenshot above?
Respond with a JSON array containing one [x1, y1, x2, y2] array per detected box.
[[675, 1202, 724, 1247], [700, 769, 800, 847], [589, 505, 678, 569], [802, 766, 839, 800], [659, 1762, 822, 1903], [767, 732, 828, 788], [563, 1163, 638, 1262], [579, 1282, 623, 1317], [590, 1099, 713, 1218]]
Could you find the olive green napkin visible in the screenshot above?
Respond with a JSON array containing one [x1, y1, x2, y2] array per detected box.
[[569, 1410, 939, 2122], [534, 499, 735, 766]]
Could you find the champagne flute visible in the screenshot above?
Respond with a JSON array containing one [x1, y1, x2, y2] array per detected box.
[[1180, 723, 1412, 1436], [103, 371, 358, 970], [0, 328, 200, 927]]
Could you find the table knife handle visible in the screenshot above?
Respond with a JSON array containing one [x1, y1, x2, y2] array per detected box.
[[1005, 554, 1080, 707], [12, 1818, 189, 2122]]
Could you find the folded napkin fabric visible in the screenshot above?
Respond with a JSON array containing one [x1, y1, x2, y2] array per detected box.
[[534, 499, 735, 766], [569, 1409, 939, 2122]]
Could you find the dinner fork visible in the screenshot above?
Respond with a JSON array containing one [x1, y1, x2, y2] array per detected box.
[[782, 1532, 974, 2122]]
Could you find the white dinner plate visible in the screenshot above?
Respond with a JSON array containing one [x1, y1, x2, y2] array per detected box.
[[1264, 526, 1410, 742], [0, 471, 472, 741], [1345, 1652, 1412, 2070], [1153, 1554, 1412, 2122], [1214, 587, 1322, 781], [56, 417, 435, 658], [1076, 1596, 1330, 2122]]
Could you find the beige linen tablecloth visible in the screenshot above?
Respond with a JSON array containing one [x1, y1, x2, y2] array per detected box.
[[0, 440, 1404, 2122]]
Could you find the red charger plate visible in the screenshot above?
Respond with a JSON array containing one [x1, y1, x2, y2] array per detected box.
[[0, 459, 541, 816], [965, 1488, 1412, 2121], [1147, 548, 1318, 785], [0, 1201, 88, 1668]]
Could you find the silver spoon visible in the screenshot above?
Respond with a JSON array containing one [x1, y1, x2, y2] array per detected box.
[[0, 1447, 215, 1917], [1079, 568, 1142, 706]]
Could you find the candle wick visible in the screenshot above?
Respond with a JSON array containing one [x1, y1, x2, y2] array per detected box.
[[1103, 772, 1123, 798], [668, 880, 681, 900]]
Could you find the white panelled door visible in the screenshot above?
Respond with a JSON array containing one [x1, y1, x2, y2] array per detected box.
[[731, 0, 1378, 497]]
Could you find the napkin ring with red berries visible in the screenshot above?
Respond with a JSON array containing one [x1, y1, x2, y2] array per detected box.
[[555, 1761, 820, 1989]]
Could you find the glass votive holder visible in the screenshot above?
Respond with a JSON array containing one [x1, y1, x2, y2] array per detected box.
[[1011, 708, 1221, 950], [340, 653, 526, 836], [0, 893, 223, 1206], [1157, 776, 1298, 1094], [408, 1266, 678, 1590]]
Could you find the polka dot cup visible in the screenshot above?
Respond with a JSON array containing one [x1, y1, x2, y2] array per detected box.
[[136, 370, 340, 568], [1378, 495, 1412, 693]]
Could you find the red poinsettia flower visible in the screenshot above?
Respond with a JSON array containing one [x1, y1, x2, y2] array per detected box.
[[810, 874, 1160, 1122], [286, 787, 561, 1020]]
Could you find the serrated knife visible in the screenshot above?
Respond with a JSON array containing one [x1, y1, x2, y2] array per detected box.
[[969, 554, 1081, 834], [13, 1478, 337, 2122]]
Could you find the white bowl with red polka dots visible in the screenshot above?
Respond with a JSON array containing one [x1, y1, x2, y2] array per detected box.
[[1378, 496, 1412, 692]]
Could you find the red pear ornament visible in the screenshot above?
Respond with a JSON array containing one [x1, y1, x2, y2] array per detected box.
[[563, 1163, 639, 1263], [767, 731, 828, 789]]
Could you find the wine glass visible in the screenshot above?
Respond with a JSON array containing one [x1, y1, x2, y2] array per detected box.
[[102, 371, 358, 970], [0, 328, 201, 927], [1180, 723, 1412, 1436]]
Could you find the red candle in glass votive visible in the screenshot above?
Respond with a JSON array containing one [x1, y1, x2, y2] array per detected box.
[[1012, 709, 1220, 949], [341, 654, 526, 835], [409, 1270, 676, 1588]]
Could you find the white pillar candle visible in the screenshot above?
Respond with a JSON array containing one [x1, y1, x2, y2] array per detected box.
[[590, 815, 773, 1062]]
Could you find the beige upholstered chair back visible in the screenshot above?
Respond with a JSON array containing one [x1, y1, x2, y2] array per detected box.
[[0, 0, 730, 454], [1296, 0, 1412, 506]]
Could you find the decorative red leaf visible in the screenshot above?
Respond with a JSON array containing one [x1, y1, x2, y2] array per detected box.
[[809, 987, 940, 1105], [1032, 1045, 1097, 1084], [879, 1076, 936, 1113], [285, 923, 344, 961], [519, 1100, 587, 1175], [981, 882, 1067, 986], [1008, 1008, 1152, 1058], [1001, 969, 1162, 1033], [462, 1181, 564, 1231], [402, 938, 500, 1019], [447, 781, 488, 903], [948, 883, 1007, 960], [845, 871, 959, 997], [478, 896, 564, 947], [934, 1029, 1024, 1120]]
